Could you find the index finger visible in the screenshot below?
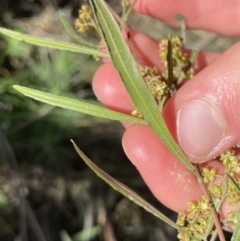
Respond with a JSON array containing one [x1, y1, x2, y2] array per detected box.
[[130, 0, 240, 36]]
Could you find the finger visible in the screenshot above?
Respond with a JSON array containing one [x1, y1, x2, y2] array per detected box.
[[130, 0, 240, 36], [93, 63, 236, 215], [93, 62, 134, 114], [122, 123, 203, 211], [92, 37, 220, 128], [93, 33, 222, 161], [92, 55, 220, 116], [129, 31, 220, 72], [92, 44, 239, 217], [128, 30, 163, 70], [163, 41, 240, 163], [101, 30, 164, 69], [101, 27, 220, 73], [93, 63, 229, 214], [123, 126, 235, 214], [94, 30, 220, 109]]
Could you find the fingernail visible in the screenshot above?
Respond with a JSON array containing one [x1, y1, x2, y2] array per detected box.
[[177, 99, 226, 161]]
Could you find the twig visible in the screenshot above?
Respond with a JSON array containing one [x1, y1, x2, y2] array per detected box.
[[210, 229, 218, 241], [196, 165, 226, 241]]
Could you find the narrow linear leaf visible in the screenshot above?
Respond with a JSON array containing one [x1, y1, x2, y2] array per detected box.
[[205, 198, 222, 238], [226, 173, 240, 192], [190, 48, 199, 64], [90, 0, 194, 171], [72, 226, 101, 241], [59, 11, 98, 48], [231, 213, 240, 241], [13, 85, 146, 124], [175, 14, 186, 43], [0, 27, 108, 58], [122, 0, 138, 23], [71, 140, 179, 230], [60, 230, 72, 241]]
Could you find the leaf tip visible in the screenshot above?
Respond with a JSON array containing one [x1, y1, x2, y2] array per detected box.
[[58, 10, 65, 20], [13, 85, 21, 91], [70, 139, 78, 150]]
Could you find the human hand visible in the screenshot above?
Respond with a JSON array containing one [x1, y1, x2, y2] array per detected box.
[[92, 0, 240, 220]]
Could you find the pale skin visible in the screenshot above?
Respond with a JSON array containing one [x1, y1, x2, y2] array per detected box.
[[92, 0, 240, 222]]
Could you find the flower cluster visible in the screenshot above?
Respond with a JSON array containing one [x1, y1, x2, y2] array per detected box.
[[220, 150, 240, 227], [131, 65, 168, 117], [75, 4, 94, 33], [202, 167, 216, 183], [159, 36, 194, 88], [177, 149, 240, 240], [206, 150, 240, 208], [131, 36, 195, 119], [220, 150, 240, 176], [177, 196, 211, 241]]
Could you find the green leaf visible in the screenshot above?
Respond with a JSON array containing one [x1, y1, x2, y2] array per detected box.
[[190, 48, 199, 64], [90, 0, 195, 172], [0, 190, 9, 206], [205, 198, 222, 239], [231, 213, 240, 241], [0, 27, 108, 58], [175, 14, 186, 43], [13, 85, 146, 124], [60, 230, 73, 241], [72, 226, 101, 241], [226, 173, 240, 192], [71, 140, 180, 230]]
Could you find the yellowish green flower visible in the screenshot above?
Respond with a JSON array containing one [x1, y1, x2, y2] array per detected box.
[[202, 167, 216, 183]]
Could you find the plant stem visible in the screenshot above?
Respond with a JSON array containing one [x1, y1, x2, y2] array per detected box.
[[210, 229, 218, 241], [196, 165, 226, 241], [122, 0, 138, 25]]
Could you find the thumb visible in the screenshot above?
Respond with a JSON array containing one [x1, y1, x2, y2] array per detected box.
[[163, 42, 240, 163]]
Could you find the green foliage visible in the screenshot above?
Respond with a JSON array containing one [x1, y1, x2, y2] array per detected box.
[[0, 1, 210, 240], [0, 27, 102, 166], [60, 227, 102, 241], [1, 1, 239, 241], [13, 85, 147, 124]]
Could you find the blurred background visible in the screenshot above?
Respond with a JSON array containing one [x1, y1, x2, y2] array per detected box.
[[0, 0, 238, 241]]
